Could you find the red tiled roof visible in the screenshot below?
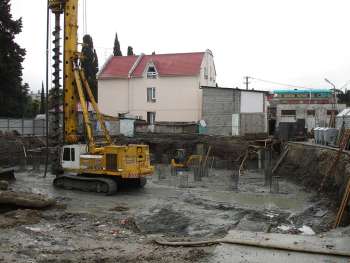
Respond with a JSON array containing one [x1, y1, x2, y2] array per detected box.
[[99, 56, 138, 79], [98, 52, 205, 79]]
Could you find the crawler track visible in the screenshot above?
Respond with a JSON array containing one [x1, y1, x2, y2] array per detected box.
[[53, 174, 118, 195]]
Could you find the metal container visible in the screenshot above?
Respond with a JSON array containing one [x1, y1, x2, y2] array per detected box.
[[318, 127, 326, 145], [314, 127, 321, 144], [324, 128, 338, 146]]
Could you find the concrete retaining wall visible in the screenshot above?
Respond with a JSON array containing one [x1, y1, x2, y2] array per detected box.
[[277, 142, 350, 201], [135, 122, 198, 134], [240, 113, 267, 136]]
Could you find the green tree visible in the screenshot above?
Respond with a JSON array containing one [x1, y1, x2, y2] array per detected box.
[[20, 83, 35, 118], [81, 34, 99, 101], [31, 99, 40, 117], [40, 83, 45, 114], [113, 32, 122, 56], [0, 0, 27, 117], [127, 46, 134, 56]]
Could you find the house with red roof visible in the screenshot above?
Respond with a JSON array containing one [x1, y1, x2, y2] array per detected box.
[[97, 49, 216, 123]]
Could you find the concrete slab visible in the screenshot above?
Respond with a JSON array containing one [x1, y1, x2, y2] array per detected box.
[[210, 230, 350, 263]]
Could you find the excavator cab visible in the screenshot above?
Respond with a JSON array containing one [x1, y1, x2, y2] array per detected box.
[[174, 149, 186, 165], [170, 149, 202, 176]]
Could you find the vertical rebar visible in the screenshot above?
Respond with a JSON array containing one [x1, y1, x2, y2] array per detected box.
[[264, 147, 272, 188]]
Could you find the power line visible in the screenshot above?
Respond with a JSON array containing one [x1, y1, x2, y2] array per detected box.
[[248, 76, 309, 89]]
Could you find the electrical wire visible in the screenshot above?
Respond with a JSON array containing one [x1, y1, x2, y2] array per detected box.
[[340, 80, 350, 91], [248, 76, 309, 90]]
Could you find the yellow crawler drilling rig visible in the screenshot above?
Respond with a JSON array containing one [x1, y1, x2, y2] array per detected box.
[[48, 0, 153, 194]]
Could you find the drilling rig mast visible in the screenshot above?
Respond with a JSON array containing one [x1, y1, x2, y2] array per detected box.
[[48, 0, 153, 194]]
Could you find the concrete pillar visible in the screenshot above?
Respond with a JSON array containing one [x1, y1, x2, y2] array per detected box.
[[257, 149, 262, 169]]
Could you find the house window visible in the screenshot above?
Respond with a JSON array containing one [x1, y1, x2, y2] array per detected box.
[[147, 112, 156, 124], [281, 110, 296, 116], [147, 87, 156, 103], [147, 66, 157, 79], [204, 67, 208, 79], [307, 110, 315, 116]]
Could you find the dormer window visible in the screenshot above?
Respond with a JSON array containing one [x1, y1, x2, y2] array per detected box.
[[147, 65, 157, 79]]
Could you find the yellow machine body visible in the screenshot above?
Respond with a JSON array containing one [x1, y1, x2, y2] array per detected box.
[[66, 144, 153, 178]]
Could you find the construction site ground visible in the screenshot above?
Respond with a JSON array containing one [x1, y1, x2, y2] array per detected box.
[[1, 165, 349, 263]]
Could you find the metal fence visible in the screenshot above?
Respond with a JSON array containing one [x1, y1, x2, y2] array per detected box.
[[0, 118, 46, 136]]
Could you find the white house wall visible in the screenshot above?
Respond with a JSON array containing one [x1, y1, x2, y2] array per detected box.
[[98, 76, 202, 122], [98, 79, 129, 116], [130, 76, 201, 122], [200, 51, 216, 87], [240, 91, 264, 113]]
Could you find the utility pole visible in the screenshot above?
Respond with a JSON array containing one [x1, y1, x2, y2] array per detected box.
[[324, 78, 337, 128], [324, 78, 336, 109], [244, 76, 250, 90]]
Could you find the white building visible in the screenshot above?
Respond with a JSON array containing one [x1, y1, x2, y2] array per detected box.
[[97, 50, 216, 123]]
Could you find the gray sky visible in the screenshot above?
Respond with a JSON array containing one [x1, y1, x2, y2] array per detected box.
[[11, 0, 350, 92]]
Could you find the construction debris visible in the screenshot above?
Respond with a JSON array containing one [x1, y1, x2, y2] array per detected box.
[[0, 180, 9, 190], [0, 209, 42, 228]]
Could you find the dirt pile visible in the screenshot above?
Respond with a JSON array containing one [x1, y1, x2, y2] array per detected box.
[[136, 205, 191, 235], [0, 190, 55, 209]]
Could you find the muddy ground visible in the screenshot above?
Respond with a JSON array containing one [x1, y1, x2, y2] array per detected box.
[[1, 163, 347, 263]]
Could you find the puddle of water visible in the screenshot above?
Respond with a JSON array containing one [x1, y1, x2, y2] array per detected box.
[[206, 190, 310, 212]]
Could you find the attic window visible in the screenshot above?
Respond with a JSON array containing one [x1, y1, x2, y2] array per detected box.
[[204, 67, 208, 79], [147, 66, 157, 79]]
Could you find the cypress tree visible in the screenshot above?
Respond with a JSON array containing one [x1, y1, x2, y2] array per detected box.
[[40, 83, 45, 114], [0, 0, 27, 117], [81, 34, 99, 101], [113, 33, 122, 56], [127, 46, 134, 56]]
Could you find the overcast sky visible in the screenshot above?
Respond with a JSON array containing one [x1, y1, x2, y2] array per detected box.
[[10, 0, 350, 92]]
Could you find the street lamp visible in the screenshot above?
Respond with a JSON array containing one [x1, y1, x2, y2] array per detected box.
[[324, 78, 336, 108]]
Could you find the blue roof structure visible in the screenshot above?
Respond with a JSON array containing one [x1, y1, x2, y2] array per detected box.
[[273, 89, 331, 94]]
